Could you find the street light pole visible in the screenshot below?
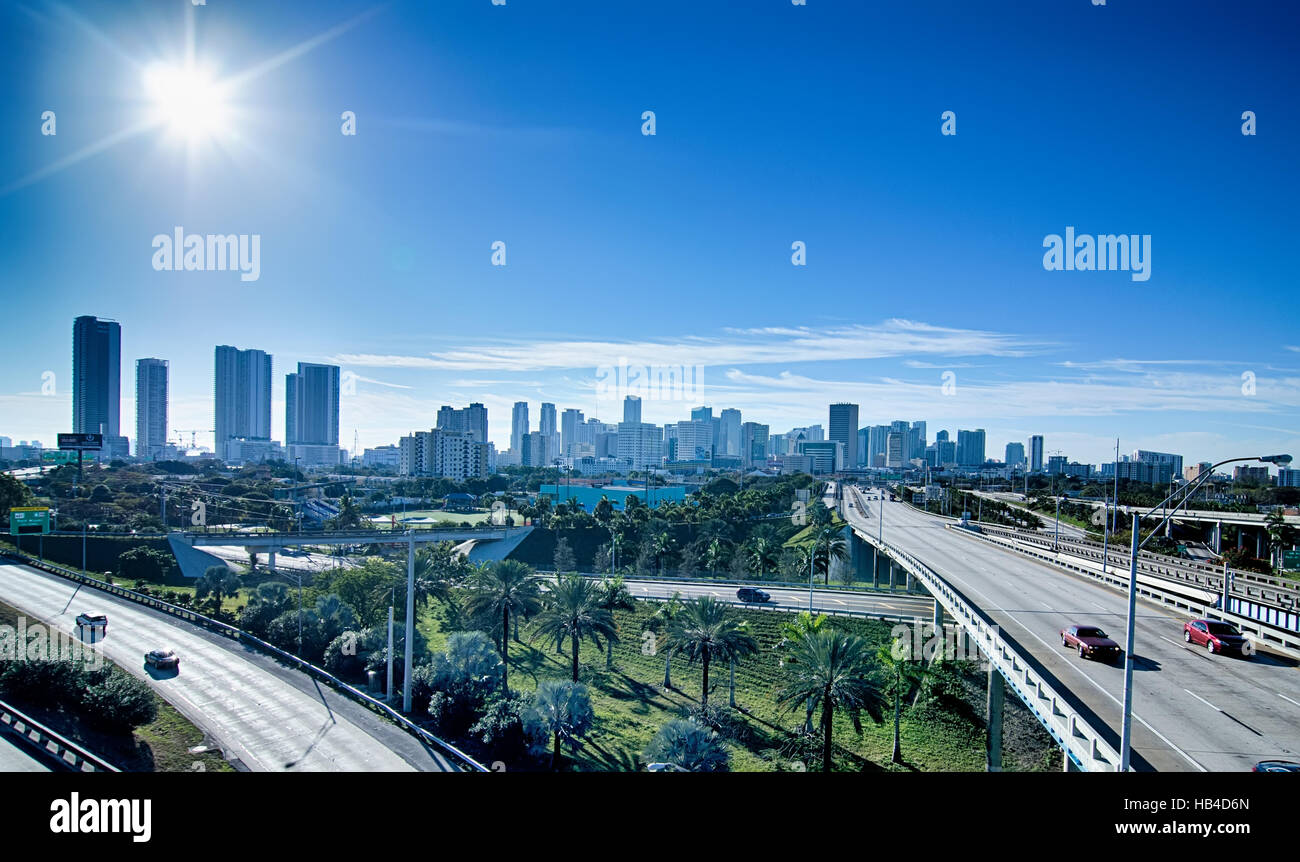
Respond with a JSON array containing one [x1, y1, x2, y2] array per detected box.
[[1118, 453, 1290, 771], [402, 529, 416, 712]]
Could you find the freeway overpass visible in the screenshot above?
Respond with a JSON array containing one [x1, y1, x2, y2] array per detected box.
[[836, 484, 1300, 771], [0, 557, 468, 771]]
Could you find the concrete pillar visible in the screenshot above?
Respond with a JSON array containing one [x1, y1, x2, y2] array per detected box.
[[1237, 529, 1244, 551], [986, 662, 1004, 772], [1062, 751, 1080, 772], [268, 550, 277, 573], [1215, 520, 1223, 554], [932, 601, 943, 633], [888, 559, 897, 592], [1256, 530, 1263, 559], [905, 568, 914, 593]]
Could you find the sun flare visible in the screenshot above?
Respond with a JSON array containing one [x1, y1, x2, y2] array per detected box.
[[143, 61, 230, 142]]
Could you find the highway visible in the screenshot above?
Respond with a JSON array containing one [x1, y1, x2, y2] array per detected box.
[[0, 733, 49, 772], [617, 576, 934, 620], [843, 488, 1300, 772], [0, 560, 458, 772]]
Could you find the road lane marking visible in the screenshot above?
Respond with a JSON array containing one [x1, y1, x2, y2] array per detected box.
[[1279, 693, 1300, 708], [1184, 689, 1221, 713]]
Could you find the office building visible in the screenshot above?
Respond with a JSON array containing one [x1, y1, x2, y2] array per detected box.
[[719, 408, 742, 457], [1277, 468, 1300, 488], [1134, 449, 1184, 479], [741, 422, 769, 468], [135, 358, 168, 461], [956, 429, 986, 467], [511, 401, 529, 455], [675, 420, 714, 462], [561, 408, 584, 455], [867, 425, 890, 468], [1005, 442, 1026, 468], [215, 345, 273, 460], [73, 315, 127, 457], [1030, 435, 1044, 472], [799, 440, 841, 474], [886, 431, 905, 468], [828, 403, 859, 470], [436, 403, 489, 443], [362, 445, 402, 469], [616, 420, 662, 471], [623, 395, 642, 425], [1234, 465, 1270, 484], [286, 362, 340, 464]]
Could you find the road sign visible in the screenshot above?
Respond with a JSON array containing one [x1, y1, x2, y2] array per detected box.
[[9, 507, 50, 536], [42, 450, 75, 464], [57, 432, 102, 451], [1284, 550, 1300, 571]]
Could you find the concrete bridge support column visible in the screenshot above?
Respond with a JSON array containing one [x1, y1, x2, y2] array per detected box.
[[1256, 529, 1264, 559], [932, 601, 943, 633], [1063, 751, 1080, 772], [888, 558, 897, 592], [1238, 529, 1244, 551], [986, 662, 1004, 772], [1215, 520, 1223, 554], [905, 568, 914, 594], [268, 550, 277, 573]]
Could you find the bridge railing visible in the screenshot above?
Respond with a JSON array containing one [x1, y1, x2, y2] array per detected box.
[[846, 493, 1122, 772], [0, 549, 487, 772], [0, 697, 120, 773]]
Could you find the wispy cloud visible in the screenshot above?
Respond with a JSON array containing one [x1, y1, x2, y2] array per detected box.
[[331, 319, 1048, 373]]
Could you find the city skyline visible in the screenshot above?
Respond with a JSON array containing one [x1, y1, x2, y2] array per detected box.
[[1, 1, 1297, 467]]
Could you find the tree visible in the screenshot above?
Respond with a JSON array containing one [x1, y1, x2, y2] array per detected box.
[[1265, 509, 1297, 573], [195, 566, 242, 608], [117, 546, 170, 583], [596, 577, 636, 669], [643, 718, 729, 773], [776, 611, 831, 731], [593, 496, 614, 527], [648, 592, 686, 688], [745, 537, 778, 578], [702, 538, 728, 578], [777, 628, 886, 772], [665, 597, 757, 708], [426, 631, 503, 734], [463, 560, 543, 695], [876, 642, 928, 765], [0, 473, 34, 514], [813, 526, 848, 585], [523, 680, 594, 770], [328, 493, 366, 530], [531, 574, 617, 682], [648, 531, 676, 576], [553, 537, 576, 573]]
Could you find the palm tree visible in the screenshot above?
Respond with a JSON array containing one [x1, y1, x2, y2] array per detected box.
[[777, 628, 886, 772], [196, 566, 242, 609], [596, 577, 636, 669], [775, 611, 831, 732], [814, 526, 849, 585], [649, 531, 676, 576], [876, 642, 929, 765], [702, 538, 727, 578], [524, 680, 594, 770], [745, 537, 777, 579], [463, 560, 543, 694], [532, 575, 617, 682], [649, 591, 685, 688], [643, 718, 729, 772], [665, 597, 758, 708]]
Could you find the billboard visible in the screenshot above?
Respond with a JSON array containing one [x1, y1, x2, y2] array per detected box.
[[57, 432, 103, 451]]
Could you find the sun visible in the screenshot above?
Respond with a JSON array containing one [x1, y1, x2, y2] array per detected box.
[[143, 61, 231, 142]]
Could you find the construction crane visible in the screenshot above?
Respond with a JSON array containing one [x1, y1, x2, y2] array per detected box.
[[173, 429, 214, 450]]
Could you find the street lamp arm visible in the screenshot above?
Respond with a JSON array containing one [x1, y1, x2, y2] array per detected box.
[[1135, 457, 1260, 551]]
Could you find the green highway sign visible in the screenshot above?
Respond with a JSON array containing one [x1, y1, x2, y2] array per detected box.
[[42, 450, 75, 464], [1284, 550, 1300, 571], [9, 507, 50, 536]]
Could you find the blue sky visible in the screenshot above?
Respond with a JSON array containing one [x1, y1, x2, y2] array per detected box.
[[2, 0, 1298, 467]]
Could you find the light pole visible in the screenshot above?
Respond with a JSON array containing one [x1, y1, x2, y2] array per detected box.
[[1118, 452, 1291, 771]]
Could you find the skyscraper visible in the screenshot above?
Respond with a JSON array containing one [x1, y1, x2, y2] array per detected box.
[[957, 429, 986, 466], [741, 422, 769, 468], [623, 395, 641, 424], [539, 403, 556, 436], [561, 408, 584, 455], [73, 316, 123, 455], [719, 408, 742, 456], [511, 401, 529, 454], [135, 358, 168, 461], [437, 403, 488, 443], [828, 403, 859, 470], [286, 362, 340, 446], [214, 345, 273, 457], [1030, 435, 1044, 472], [1005, 441, 1026, 468]]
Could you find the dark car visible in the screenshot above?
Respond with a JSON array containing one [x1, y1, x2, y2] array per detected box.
[[1184, 619, 1250, 655], [736, 587, 771, 603], [1252, 761, 1300, 772], [1061, 624, 1121, 662], [145, 648, 180, 670]]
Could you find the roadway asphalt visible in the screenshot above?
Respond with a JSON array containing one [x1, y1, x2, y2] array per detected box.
[[845, 490, 1300, 772], [0, 561, 459, 772], [0, 733, 50, 772], [620, 577, 934, 620]]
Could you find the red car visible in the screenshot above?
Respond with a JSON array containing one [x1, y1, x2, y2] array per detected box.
[[1061, 624, 1121, 662], [1184, 619, 1250, 655]]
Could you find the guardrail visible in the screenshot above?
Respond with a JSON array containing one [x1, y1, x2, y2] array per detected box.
[[634, 592, 922, 625], [846, 491, 1122, 771], [946, 526, 1300, 655], [0, 550, 487, 772], [0, 697, 120, 772], [538, 569, 925, 598]]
